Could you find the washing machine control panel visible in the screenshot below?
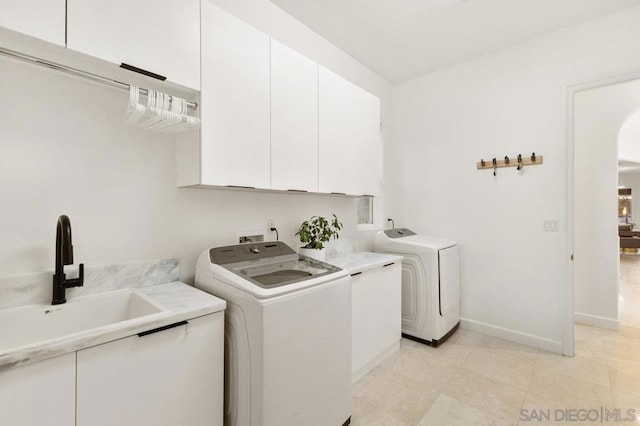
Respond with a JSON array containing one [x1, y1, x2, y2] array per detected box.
[[209, 241, 296, 264], [384, 228, 416, 238]]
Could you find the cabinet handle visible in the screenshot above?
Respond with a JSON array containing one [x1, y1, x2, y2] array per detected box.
[[383, 262, 395, 267], [287, 189, 308, 192], [350, 272, 362, 277], [226, 185, 256, 189], [138, 320, 188, 337], [331, 192, 346, 195], [120, 63, 167, 81]]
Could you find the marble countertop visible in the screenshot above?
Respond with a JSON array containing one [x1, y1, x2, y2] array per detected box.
[[326, 252, 404, 275], [0, 282, 225, 372]]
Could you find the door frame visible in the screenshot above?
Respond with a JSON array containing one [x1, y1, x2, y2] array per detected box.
[[565, 69, 640, 356]]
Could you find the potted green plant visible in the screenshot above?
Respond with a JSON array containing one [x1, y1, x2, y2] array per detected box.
[[295, 214, 343, 261]]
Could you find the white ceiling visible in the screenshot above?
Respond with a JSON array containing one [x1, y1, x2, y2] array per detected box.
[[270, 0, 640, 83]]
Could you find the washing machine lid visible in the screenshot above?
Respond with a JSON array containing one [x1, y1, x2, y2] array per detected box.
[[376, 230, 456, 251], [208, 241, 345, 292], [383, 228, 417, 238], [401, 235, 456, 250]]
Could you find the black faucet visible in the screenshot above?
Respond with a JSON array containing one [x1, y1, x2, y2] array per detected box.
[[52, 215, 84, 305]]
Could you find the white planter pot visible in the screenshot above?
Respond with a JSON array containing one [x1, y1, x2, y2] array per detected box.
[[299, 247, 326, 261]]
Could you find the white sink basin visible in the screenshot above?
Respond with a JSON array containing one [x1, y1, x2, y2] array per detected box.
[[0, 289, 165, 352]]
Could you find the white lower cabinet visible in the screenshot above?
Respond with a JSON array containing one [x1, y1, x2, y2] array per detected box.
[[77, 313, 224, 426], [351, 262, 401, 381], [0, 352, 75, 426]]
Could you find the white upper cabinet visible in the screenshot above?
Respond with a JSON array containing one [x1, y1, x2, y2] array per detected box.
[[66, 0, 200, 89], [319, 66, 381, 196], [199, 1, 271, 188], [270, 39, 319, 192], [175, 3, 381, 195], [0, 0, 65, 46]]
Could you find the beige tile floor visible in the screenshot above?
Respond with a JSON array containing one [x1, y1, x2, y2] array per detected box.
[[351, 255, 640, 425]]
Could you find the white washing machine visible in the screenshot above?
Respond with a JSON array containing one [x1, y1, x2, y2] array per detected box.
[[375, 228, 460, 346], [195, 241, 352, 426]]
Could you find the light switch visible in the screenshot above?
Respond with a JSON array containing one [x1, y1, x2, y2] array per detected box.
[[543, 219, 558, 232]]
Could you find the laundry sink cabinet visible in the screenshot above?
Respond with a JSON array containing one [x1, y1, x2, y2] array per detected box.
[[0, 312, 223, 426], [77, 314, 223, 426], [0, 353, 76, 425]]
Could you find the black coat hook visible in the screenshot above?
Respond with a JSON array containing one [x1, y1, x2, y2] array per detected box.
[[481, 159, 486, 167], [517, 154, 523, 171], [504, 156, 510, 164], [492, 158, 497, 176], [531, 152, 536, 162]]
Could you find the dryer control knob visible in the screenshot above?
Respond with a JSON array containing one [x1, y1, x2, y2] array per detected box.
[[250, 247, 260, 254]]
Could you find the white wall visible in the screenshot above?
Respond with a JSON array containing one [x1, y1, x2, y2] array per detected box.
[[0, 0, 391, 284], [574, 79, 640, 329], [390, 5, 640, 351], [618, 111, 640, 163]]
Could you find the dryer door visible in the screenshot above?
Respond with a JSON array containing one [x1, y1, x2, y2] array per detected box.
[[438, 246, 460, 318], [400, 254, 428, 338]]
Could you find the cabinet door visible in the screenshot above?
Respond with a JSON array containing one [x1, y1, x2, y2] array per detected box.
[[77, 313, 224, 426], [352, 263, 401, 377], [200, 1, 270, 189], [357, 93, 382, 196], [0, 353, 75, 426], [319, 66, 381, 196], [270, 39, 319, 192], [66, 0, 200, 89], [0, 0, 65, 45]]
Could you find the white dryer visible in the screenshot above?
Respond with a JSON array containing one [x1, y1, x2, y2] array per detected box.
[[195, 241, 352, 426], [375, 228, 460, 346]]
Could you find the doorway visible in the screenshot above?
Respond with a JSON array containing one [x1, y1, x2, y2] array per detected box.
[[617, 113, 640, 329], [570, 75, 640, 356]]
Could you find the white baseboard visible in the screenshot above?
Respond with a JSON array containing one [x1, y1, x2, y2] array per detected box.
[[574, 312, 620, 330], [352, 340, 400, 383], [460, 318, 563, 354]]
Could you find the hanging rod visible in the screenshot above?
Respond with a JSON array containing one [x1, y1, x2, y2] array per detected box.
[[0, 46, 198, 110]]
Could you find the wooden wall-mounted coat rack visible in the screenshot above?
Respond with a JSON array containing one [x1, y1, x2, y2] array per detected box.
[[477, 153, 543, 176]]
